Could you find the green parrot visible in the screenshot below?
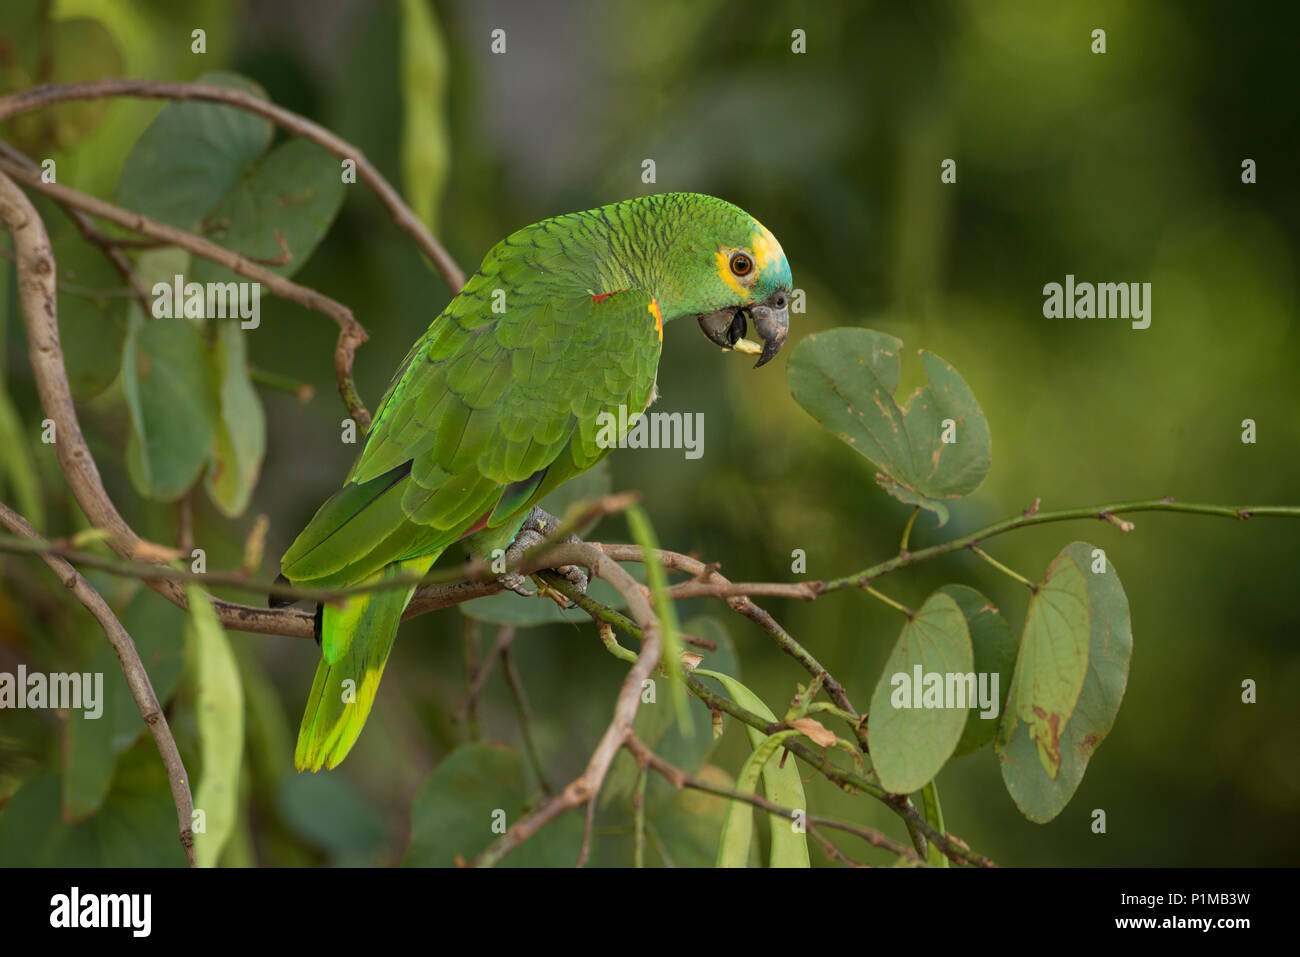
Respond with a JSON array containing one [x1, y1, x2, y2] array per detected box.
[[277, 191, 792, 771]]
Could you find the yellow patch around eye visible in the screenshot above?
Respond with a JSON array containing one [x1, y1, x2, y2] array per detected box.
[[715, 248, 749, 297], [648, 298, 662, 341], [750, 222, 785, 273]]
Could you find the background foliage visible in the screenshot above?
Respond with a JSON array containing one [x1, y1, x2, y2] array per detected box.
[[0, 0, 1296, 866]]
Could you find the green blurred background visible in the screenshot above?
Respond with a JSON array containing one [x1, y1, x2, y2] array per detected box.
[[0, 0, 1296, 866]]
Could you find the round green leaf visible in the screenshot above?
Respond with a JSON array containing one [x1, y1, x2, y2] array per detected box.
[[995, 547, 1092, 779], [939, 584, 1017, 757], [997, 542, 1133, 822], [787, 327, 991, 525], [192, 138, 347, 284], [866, 590, 974, 793], [0, 13, 123, 154], [116, 71, 272, 230]]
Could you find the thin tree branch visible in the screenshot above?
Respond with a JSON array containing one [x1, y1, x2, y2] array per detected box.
[[0, 140, 151, 316], [575, 794, 598, 869], [817, 497, 1300, 594], [500, 639, 551, 794], [0, 501, 195, 867], [0, 529, 503, 637], [665, 579, 819, 600], [0, 155, 373, 427], [471, 542, 662, 867], [460, 617, 482, 741], [625, 735, 920, 865], [596, 543, 879, 766], [632, 762, 648, 868], [0, 79, 466, 292]]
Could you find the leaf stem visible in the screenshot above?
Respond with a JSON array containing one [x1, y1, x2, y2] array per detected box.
[[806, 702, 863, 728], [461, 617, 481, 742], [900, 505, 920, 552], [970, 545, 1036, 591], [501, 644, 552, 796], [920, 780, 948, 868], [865, 586, 914, 618], [248, 364, 315, 403], [633, 765, 648, 868]]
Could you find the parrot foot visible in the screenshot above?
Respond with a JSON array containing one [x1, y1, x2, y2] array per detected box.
[[496, 570, 537, 598], [498, 507, 590, 605]]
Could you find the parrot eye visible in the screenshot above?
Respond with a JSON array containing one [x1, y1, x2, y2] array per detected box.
[[729, 252, 754, 277]]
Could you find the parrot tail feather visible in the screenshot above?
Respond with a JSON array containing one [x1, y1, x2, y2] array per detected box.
[[294, 552, 437, 772]]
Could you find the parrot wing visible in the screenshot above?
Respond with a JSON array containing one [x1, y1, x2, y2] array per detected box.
[[281, 286, 663, 587]]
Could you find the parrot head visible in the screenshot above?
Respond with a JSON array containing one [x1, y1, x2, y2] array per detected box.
[[660, 195, 793, 367]]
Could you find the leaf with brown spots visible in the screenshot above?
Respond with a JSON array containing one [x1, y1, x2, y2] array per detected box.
[[787, 328, 990, 526], [997, 552, 1091, 780], [997, 542, 1133, 822]]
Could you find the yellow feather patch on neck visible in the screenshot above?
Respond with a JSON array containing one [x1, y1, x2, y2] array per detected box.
[[649, 298, 662, 341]]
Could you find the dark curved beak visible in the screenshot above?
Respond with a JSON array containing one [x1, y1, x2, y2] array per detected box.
[[697, 289, 791, 368], [749, 292, 790, 367]]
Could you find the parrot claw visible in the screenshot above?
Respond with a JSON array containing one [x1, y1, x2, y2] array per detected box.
[[498, 507, 591, 606], [551, 563, 589, 598], [498, 571, 537, 599]]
